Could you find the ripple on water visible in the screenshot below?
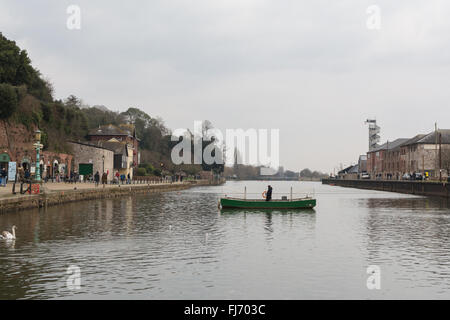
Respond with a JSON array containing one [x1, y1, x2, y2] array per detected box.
[[1, 182, 450, 299]]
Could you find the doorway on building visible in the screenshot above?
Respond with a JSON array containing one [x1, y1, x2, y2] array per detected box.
[[53, 160, 59, 181], [0, 153, 10, 172], [79, 163, 93, 180], [39, 160, 44, 179]]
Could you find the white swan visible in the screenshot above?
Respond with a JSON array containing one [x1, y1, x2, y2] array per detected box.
[[0, 226, 17, 240]]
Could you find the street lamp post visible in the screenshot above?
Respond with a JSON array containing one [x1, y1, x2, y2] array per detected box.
[[34, 130, 43, 182], [102, 155, 105, 173]]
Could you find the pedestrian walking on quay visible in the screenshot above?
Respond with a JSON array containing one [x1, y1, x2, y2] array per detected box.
[[24, 169, 31, 182], [17, 166, 24, 183], [1, 167, 7, 187], [102, 172, 108, 188], [94, 171, 100, 187]]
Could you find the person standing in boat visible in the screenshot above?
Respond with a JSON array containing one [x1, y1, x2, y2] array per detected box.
[[266, 185, 273, 201]]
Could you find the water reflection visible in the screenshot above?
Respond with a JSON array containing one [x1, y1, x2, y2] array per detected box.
[[365, 196, 450, 211], [219, 208, 316, 246], [1, 182, 450, 299], [361, 196, 450, 297]]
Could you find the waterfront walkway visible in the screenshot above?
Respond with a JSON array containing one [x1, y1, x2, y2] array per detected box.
[[0, 181, 186, 199]]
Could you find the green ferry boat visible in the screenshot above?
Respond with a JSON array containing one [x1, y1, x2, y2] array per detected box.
[[219, 197, 316, 209]]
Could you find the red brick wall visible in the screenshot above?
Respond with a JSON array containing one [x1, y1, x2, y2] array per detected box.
[[41, 151, 73, 177], [0, 120, 37, 166], [367, 150, 386, 177], [0, 120, 73, 177]]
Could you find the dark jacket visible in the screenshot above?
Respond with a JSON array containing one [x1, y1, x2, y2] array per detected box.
[[266, 186, 273, 201]]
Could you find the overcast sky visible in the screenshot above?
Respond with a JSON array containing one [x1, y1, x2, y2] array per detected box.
[[1, 0, 450, 173]]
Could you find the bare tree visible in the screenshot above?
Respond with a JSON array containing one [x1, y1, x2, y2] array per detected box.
[[441, 148, 450, 177], [201, 120, 213, 139]]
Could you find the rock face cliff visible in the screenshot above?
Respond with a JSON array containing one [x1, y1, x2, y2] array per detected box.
[[0, 119, 36, 165]]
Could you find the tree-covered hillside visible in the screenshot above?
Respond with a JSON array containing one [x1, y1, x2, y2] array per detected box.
[[0, 32, 217, 176], [0, 32, 88, 152]]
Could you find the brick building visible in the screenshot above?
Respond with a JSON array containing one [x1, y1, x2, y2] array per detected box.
[[87, 124, 140, 168], [68, 141, 114, 181], [95, 139, 134, 179], [398, 135, 426, 174], [41, 151, 73, 180], [367, 138, 408, 179], [358, 155, 367, 173], [400, 130, 450, 178], [366, 130, 450, 180]]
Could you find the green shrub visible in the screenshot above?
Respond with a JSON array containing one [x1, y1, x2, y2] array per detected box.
[[18, 112, 32, 127], [32, 110, 42, 125], [15, 85, 28, 100], [136, 168, 147, 176], [145, 164, 155, 173], [0, 83, 18, 119], [41, 102, 52, 122], [40, 130, 48, 149]]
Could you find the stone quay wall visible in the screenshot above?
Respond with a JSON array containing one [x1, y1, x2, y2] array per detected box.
[[0, 179, 219, 214], [322, 178, 450, 198]]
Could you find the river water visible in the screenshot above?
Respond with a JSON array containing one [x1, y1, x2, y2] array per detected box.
[[1, 181, 450, 299]]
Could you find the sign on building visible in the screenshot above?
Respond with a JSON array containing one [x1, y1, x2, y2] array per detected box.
[[8, 162, 16, 181]]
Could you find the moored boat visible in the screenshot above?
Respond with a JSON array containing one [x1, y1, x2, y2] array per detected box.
[[219, 197, 316, 209]]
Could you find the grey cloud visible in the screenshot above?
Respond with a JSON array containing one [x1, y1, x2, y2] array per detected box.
[[1, 0, 450, 171]]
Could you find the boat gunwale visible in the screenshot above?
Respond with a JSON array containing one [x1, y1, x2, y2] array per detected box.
[[221, 197, 315, 202]]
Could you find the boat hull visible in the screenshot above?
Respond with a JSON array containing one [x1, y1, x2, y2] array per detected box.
[[219, 197, 316, 209]]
